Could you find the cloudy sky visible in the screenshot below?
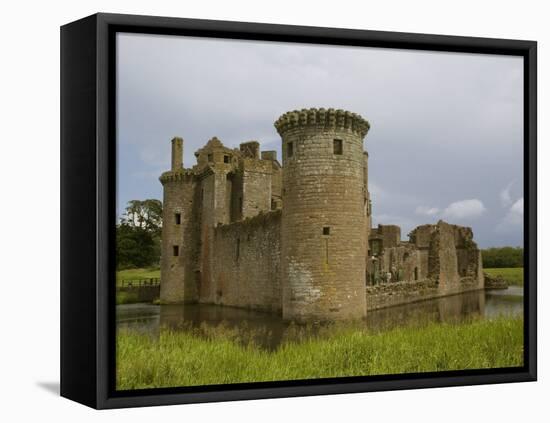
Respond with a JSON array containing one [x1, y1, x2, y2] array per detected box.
[[117, 33, 524, 248]]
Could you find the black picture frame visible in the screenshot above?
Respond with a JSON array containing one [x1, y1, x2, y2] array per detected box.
[[60, 12, 537, 409]]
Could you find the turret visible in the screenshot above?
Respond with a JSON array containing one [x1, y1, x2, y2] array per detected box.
[[159, 137, 197, 303], [275, 108, 370, 321]]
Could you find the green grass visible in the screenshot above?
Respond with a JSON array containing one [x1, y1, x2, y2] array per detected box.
[[116, 291, 139, 305], [116, 267, 160, 286], [485, 268, 524, 286], [116, 316, 523, 390]]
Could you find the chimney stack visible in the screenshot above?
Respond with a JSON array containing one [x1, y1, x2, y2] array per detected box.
[[171, 137, 183, 171]]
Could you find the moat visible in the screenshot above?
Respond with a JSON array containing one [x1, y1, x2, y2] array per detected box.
[[116, 287, 523, 350]]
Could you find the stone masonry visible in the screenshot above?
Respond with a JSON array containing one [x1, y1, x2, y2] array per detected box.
[[159, 108, 484, 321], [275, 109, 369, 321]]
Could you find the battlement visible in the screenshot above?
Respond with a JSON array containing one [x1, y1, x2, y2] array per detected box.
[[261, 150, 278, 161], [274, 108, 370, 138], [159, 169, 195, 184], [240, 141, 260, 159]]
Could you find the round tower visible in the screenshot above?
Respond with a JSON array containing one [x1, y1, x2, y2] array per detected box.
[[159, 137, 197, 304], [275, 108, 370, 321]]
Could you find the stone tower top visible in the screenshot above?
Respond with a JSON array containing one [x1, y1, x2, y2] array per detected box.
[[171, 137, 184, 171], [274, 108, 370, 138]]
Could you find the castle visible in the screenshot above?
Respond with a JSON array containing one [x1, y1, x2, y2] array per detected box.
[[159, 108, 484, 321]]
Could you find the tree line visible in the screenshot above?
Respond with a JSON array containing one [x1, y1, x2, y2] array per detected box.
[[481, 247, 523, 268], [116, 199, 162, 269]]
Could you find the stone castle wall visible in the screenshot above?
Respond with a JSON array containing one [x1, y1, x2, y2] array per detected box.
[[366, 279, 438, 310], [368, 221, 484, 292], [275, 109, 370, 321], [209, 211, 282, 312], [367, 277, 484, 310], [158, 108, 484, 321]]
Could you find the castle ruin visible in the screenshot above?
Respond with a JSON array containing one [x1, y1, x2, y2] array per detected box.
[[159, 108, 484, 321]]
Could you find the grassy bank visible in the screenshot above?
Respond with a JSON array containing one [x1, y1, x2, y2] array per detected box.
[[485, 268, 524, 286], [116, 291, 140, 305], [117, 316, 523, 390], [116, 267, 160, 286]]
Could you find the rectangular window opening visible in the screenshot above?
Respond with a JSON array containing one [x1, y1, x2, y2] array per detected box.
[[207, 153, 213, 162], [323, 226, 330, 235], [175, 213, 181, 225], [173, 245, 179, 256], [333, 139, 343, 155], [223, 155, 230, 163], [287, 142, 294, 157]]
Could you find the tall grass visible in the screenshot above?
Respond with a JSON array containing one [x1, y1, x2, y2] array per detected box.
[[117, 316, 523, 390], [485, 268, 524, 286]]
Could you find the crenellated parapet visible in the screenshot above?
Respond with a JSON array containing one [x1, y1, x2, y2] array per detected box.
[[159, 169, 195, 185], [274, 108, 370, 138]]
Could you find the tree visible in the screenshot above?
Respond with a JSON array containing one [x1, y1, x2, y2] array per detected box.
[[116, 199, 163, 269], [121, 199, 163, 234], [481, 247, 523, 268], [116, 223, 157, 268]]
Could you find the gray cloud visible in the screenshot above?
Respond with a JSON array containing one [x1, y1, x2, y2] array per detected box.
[[416, 206, 440, 216], [442, 199, 487, 220], [117, 33, 524, 247], [496, 198, 524, 234], [500, 182, 514, 208]]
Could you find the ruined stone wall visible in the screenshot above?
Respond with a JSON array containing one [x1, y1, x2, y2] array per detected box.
[[367, 243, 428, 284], [366, 276, 484, 310], [276, 108, 370, 321], [369, 220, 483, 292], [210, 211, 282, 312], [366, 279, 439, 310], [453, 225, 484, 288], [429, 221, 460, 289], [457, 248, 475, 277], [379, 245, 420, 280], [410, 221, 484, 291], [367, 280, 485, 312], [418, 249, 430, 280], [376, 224, 401, 248], [409, 224, 436, 249]]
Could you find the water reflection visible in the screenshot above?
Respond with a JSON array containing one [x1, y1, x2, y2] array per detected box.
[[116, 287, 523, 349]]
